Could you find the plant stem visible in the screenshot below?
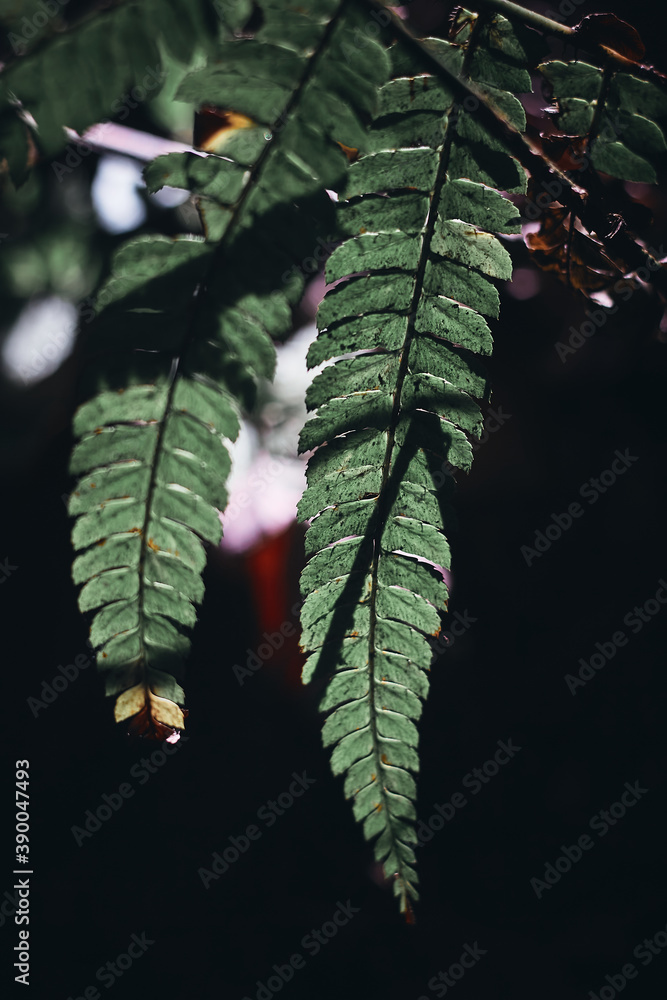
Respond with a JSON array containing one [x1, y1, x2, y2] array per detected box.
[[472, 0, 574, 36]]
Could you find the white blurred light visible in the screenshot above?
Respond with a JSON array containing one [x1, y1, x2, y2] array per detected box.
[[221, 448, 307, 553], [522, 221, 542, 236], [220, 324, 319, 552], [2, 296, 79, 385], [92, 154, 147, 234], [149, 186, 190, 208], [590, 289, 615, 308], [73, 123, 194, 162]]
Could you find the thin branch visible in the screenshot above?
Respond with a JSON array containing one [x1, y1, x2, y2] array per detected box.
[[464, 0, 574, 37], [473, 0, 667, 85]]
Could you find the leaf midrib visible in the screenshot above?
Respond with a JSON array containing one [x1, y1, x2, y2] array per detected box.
[[363, 16, 485, 908]]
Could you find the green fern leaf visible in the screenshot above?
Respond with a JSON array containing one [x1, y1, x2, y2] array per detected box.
[[0, 0, 219, 178], [540, 58, 667, 183], [68, 0, 389, 738], [298, 9, 529, 916]]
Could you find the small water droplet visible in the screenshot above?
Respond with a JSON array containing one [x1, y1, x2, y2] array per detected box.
[[264, 132, 273, 140]]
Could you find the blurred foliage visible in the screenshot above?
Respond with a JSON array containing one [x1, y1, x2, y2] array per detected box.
[[0, 20, 208, 470]]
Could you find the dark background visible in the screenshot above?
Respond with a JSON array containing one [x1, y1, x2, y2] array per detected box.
[[2, 1, 667, 999]]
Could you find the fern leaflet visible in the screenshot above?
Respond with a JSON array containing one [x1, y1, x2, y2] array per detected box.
[[68, 0, 389, 737], [297, 7, 531, 915], [0, 0, 218, 183], [540, 56, 667, 184]]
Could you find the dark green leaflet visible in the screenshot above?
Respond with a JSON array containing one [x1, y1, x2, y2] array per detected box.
[[298, 8, 530, 915], [0, 0, 218, 183], [540, 57, 667, 184], [68, 0, 389, 735]]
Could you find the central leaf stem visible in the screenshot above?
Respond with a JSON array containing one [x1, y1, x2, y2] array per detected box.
[[364, 13, 486, 906]]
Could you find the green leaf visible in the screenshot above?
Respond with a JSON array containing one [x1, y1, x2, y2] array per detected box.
[[539, 58, 667, 183], [69, 0, 390, 741], [298, 9, 528, 918], [0, 0, 217, 164]]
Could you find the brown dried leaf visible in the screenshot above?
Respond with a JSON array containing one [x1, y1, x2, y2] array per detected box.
[[114, 684, 187, 740], [526, 203, 620, 294], [335, 141, 359, 163], [194, 106, 257, 152], [527, 202, 569, 252], [573, 13, 645, 63], [540, 133, 589, 172]]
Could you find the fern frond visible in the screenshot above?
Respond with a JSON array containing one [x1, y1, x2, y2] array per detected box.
[[0, 0, 218, 181], [69, 0, 389, 738], [298, 7, 530, 916], [540, 57, 667, 183]]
